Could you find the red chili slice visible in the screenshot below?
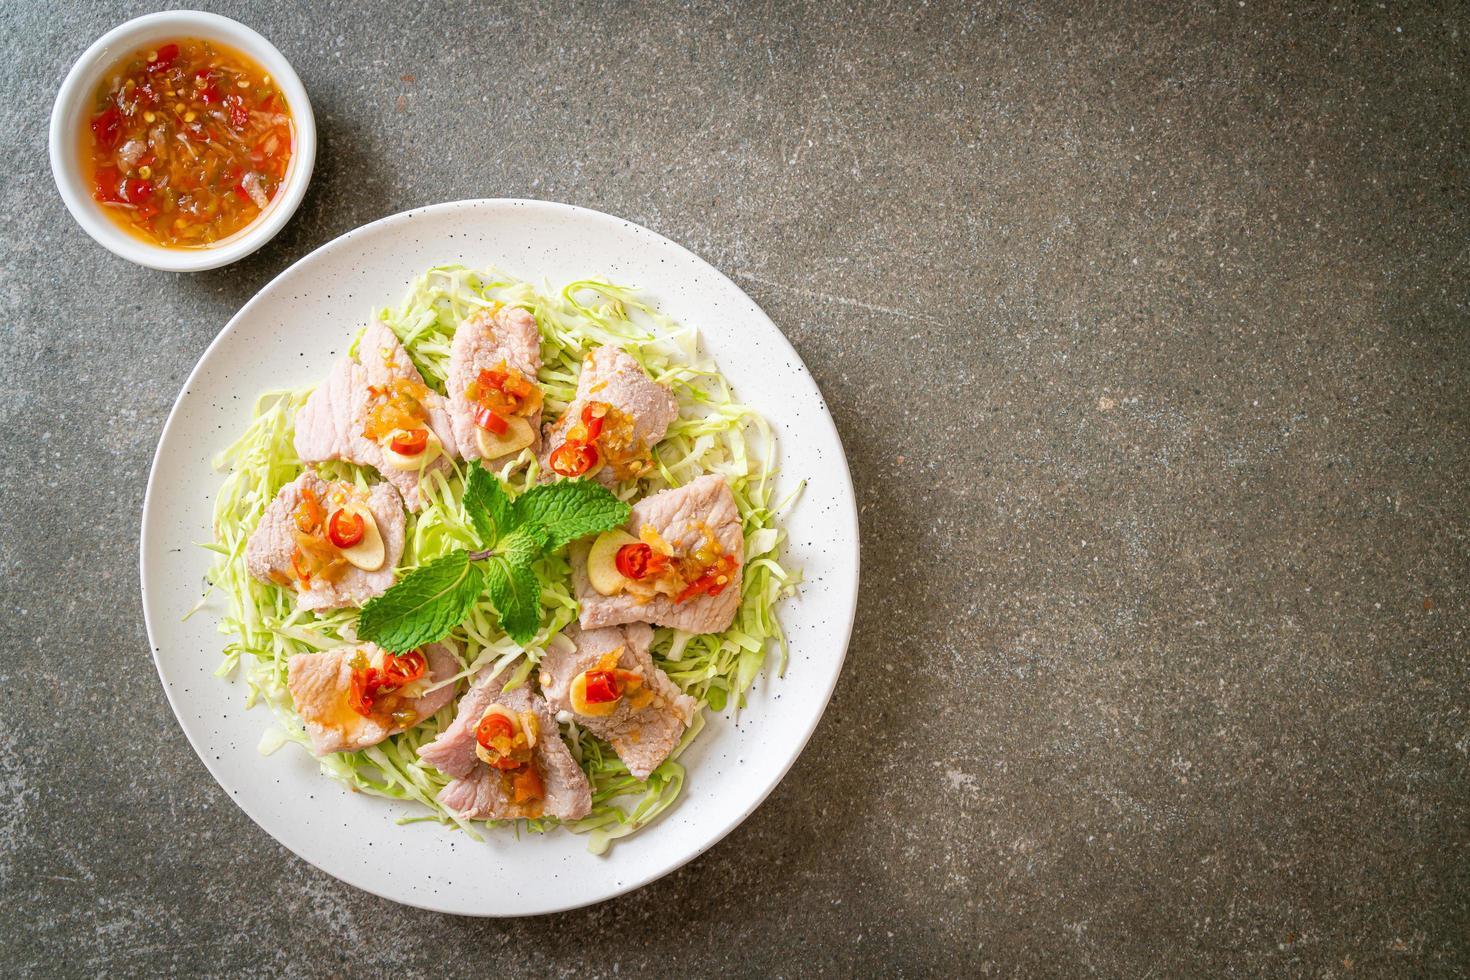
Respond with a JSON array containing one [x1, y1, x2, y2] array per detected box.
[[549, 441, 599, 477], [381, 649, 426, 687], [196, 70, 222, 104], [120, 178, 153, 204], [674, 574, 715, 604], [581, 402, 608, 441], [389, 428, 429, 455], [674, 555, 741, 604], [348, 666, 379, 715], [475, 713, 516, 760], [615, 543, 653, 580], [349, 651, 426, 718], [92, 166, 123, 203], [147, 43, 179, 72], [90, 106, 121, 151], [477, 713, 514, 743], [582, 670, 621, 704], [473, 405, 508, 434], [326, 509, 365, 548]]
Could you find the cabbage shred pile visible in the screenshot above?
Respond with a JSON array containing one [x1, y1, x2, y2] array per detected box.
[[204, 266, 798, 852]]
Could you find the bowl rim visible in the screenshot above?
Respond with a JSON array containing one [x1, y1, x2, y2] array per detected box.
[[48, 9, 316, 272]]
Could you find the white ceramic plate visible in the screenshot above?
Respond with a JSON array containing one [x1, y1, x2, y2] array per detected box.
[[140, 199, 858, 915]]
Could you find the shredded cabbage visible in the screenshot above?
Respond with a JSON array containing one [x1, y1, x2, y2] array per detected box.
[[206, 265, 800, 850]]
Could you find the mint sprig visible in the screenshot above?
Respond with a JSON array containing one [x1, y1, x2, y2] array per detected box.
[[358, 469, 630, 650], [356, 551, 485, 652], [482, 557, 541, 646], [512, 478, 634, 552], [463, 463, 513, 543]]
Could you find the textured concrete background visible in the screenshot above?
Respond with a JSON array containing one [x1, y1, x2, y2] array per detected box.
[[2, 0, 1467, 975]]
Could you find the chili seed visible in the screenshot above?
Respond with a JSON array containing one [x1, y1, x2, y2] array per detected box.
[[143, 111, 156, 123], [146, 50, 158, 62], [174, 102, 186, 112], [138, 165, 152, 178], [184, 111, 196, 122]]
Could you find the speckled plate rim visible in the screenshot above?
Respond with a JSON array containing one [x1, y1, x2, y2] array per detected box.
[[139, 198, 859, 915]]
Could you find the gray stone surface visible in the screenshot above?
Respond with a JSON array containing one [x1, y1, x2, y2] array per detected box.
[[2, 0, 1467, 975]]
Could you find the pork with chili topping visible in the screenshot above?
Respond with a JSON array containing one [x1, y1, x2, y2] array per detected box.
[[418, 668, 592, 821], [572, 474, 744, 634], [286, 641, 460, 756], [445, 305, 544, 469], [539, 623, 697, 780], [244, 469, 405, 611], [539, 346, 678, 483], [293, 320, 457, 510]]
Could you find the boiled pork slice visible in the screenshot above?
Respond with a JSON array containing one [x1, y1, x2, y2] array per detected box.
[[244, 469, 406, 611], [293, 320, 457, 510], [573, 474, 744, 634], [539, 345, 679, 484], [358, 320, 459, 452], [418, 668, 592, 821], [540, 624, 697, 780], [286, 641, 460, 756], [445, 306, 543, 468]]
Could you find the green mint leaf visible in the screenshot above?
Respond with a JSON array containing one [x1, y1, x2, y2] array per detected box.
[[483, 557, 541, 646], [512, 478, 631, 552], [357, 550, 485, 652], [463, 466, 515, 546], [500, 523, 551, 568]]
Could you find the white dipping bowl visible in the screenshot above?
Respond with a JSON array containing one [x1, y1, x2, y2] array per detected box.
[[49, 10, 316, 272]]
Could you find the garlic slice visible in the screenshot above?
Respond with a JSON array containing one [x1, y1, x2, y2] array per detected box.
[[380, 428, 443, 471], [475, 415, 535, 459], [569, 670, 622, 717], [586, 529, 637, 596], [337, 501, 386, 571]]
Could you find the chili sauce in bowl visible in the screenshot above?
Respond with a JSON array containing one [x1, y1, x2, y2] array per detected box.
[[50, 10, 315, 271], [83, 38, 293, 248]]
